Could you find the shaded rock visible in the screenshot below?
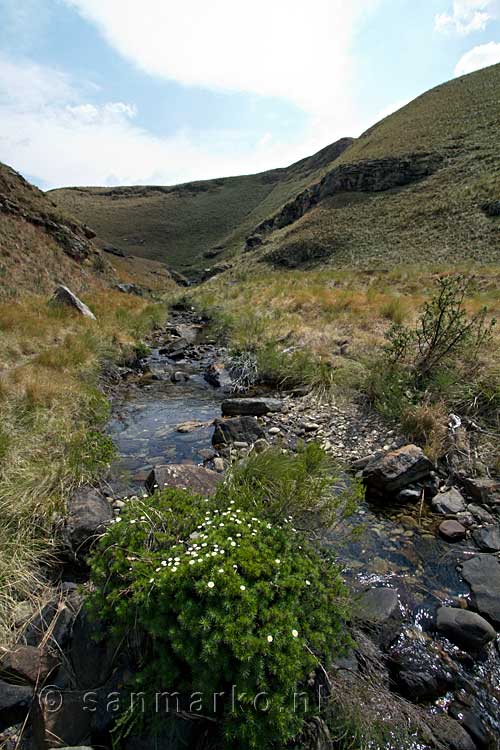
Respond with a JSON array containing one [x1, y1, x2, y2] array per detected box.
[[439, 520, 467, 542], [204, 362, 233, 390], [160, 337, 189, 360], [426, 714, 478, 750], [115, 283, 144, 296], [70, 609, 116, 690], [481, 200, 500, 217], [468, 504, 495, 525], [449, 703, 495, 750], [145, 464, 222, 497], [388, 632, 457, 701], [22, 599, 78, 650], [355, 587, 399, 624], [433, 487, 467, 515], [65, 487, 112, 557], [102, 244, 125, 257], [461, 555, 500, 626], [32, 689, 91, 750], [170, 370, 189, 383], [245, 233, 263, 250], [50, 286, 96, 320], [1, 646, 59, 685], [169, 269, 190, 287], [472, 525, 500, 552], [436, 607, 496, 651], [362, 444, 433, 494], [212, 417, 265, 447], [221, 397, 284, 417], [462, 477, 500, 505], [0, 681, 32, 731]]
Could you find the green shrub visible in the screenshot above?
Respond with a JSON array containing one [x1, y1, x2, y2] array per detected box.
[[88, 485, 351, 749]]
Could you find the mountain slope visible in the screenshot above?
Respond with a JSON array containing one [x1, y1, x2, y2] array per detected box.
[[49, 139, 353, 273], [0, 162, 114, 298]]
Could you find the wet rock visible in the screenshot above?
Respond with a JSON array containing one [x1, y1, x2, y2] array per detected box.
[[362, 444, 433, 494], [388, 632, 457, 701], [468, 504, 495, 525], [0, 681, 32, 731], [50, 285, 96, 320], [355, 587, 400, 624], [212, 416, 265, 447], [204, 362, 233, 390], [176, 420, 206, 433], [461, 555, 500, 626], [427, 714, 478, 750], [161, 337, 190, 360], [0, 646, 59, 686], [221, 397, 284, 417], [449, 703, 495, 750], [439, 520, 467, 542], [145, 464, 222, 497], [170, 371, 190, 383], [433, 487, 467, 515], [436, 607, 496, 651], [472, 525, 500, 552], [64, 487, 113, 557]]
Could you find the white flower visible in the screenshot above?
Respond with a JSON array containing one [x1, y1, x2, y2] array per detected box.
[[275, 559, 281, 565], [292, 629, 299, 638], [306, 580, 311, 586], [130, 519, 136, 525], [207, 581, 215, 589], [172, 567, 178, 572], [236, 533, 241, 538], [231, 541, 237, 547], [149, 578, 155, 583], [161, 561, 167, 566], [267, 635, 273, 643], [240, 585, 246, 591], [189, 560, 195, 565], [115, 517, 122, 523]]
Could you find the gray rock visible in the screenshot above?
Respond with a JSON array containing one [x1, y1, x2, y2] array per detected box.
[[472, 525, 500, 552], [204, 362, 233, 390], [436, 606, 496, 651], [170, 370, 189, 383], [432, 487, 466, 515], [0, 646, 59, 685], [32, 689, 92, 749], [468, 504, 495, 524], [439, 520, 467, 541], [221, 397, 284, 417], [0, 680, 32, 730], [355, 587, 399, 624], [51, 285, 96, 320], [461, 554, 500, 626], [389, 633, 457, 701], [461, 476, 500, 505], [362, 444, 433, 494], [70, 609, 116, 690], [145, 464, 222, 497], [449, 703, 495, 749], [65, 487, 113, 556], [426, 715, 478, 750], [212, 416, 265, 447]]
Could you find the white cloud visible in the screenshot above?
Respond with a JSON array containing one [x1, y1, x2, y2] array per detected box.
[[455, 40, 500, 73], [62, 0, 376, 123], [435, 0, 499, 34]]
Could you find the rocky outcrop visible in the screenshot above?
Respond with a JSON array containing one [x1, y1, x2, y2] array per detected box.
[[145, 464, 222, 496], [221, 397, 284, 417], [51, 286, 97, 320], [212, 416, 265, 447], [64, 487, 113, 557], [251, 152, 443, 242]]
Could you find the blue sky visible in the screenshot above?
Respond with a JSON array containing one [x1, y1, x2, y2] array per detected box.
[[0, 0, 499, 189]]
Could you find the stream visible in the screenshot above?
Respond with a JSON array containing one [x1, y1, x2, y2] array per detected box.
[[105, 310, 500, 748]]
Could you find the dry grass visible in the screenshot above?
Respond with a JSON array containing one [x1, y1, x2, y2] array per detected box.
[[0, 288, 166, 645]]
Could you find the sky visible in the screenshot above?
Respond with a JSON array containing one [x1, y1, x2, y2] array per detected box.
[[0, 0, 499, 190]]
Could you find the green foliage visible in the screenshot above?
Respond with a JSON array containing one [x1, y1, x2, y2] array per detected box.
[[88, 447, 356, 749]]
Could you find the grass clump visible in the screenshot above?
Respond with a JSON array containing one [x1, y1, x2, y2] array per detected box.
[[88, 446, 356, 749]]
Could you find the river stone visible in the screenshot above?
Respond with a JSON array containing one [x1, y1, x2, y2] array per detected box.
[[65, 487, 113, 555], [362, 444, 432, 494], [432, 487, 466, 515], [50, 285, 96, 320], [467, 504, 495, 525], [355, 587, 399, 624], [461, 554, 500, 626], [221, 397, 284, 417], [389, 633, 457, 701], [204, 362, 233, 390], [0, 645, 60, 685], [212, 416, 265, 447], [439, 520, 467, 542], [472, 525, 500, 552], [145, 464, 222, 497], [461, 476, 500, 505], [436, 607, 496, 651]]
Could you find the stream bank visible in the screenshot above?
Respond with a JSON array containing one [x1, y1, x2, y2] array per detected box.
[[1, 306, 499, 750]]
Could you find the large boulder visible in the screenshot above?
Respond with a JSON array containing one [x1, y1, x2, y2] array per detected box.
[[388, 632, 457, 701], [432, 487, 467, 515], [436, 607, 496, 651], [64, 487, 113, 556], [362, 444, 432, 494], [145, 464, 222, 497], [50, 286, 96, 320], [212, 417, 265, 447], [354, 588, 400, 625], [472, 525, 500, 552], [32, 689, 92, 750], [221, 397, 284, 417], [0, 646, 59, 685], [461, 554, 500, 626]]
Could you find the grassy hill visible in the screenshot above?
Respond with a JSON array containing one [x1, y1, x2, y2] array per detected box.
[[0, 161, 113, 298], [50, 139, 353, 274], [52, 64, 500, 275]]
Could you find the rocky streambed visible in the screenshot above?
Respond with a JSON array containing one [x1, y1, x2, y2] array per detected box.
[[1, 307, 499, 750]]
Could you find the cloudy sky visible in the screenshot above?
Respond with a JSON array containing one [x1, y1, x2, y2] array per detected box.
[[0, 0, 499, 189]]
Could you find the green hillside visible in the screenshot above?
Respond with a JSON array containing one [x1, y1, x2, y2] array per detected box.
[[49, 139, 353, 273]]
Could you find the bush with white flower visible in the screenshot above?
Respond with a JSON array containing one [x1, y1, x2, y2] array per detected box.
[[88, 481, 351, 749]]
